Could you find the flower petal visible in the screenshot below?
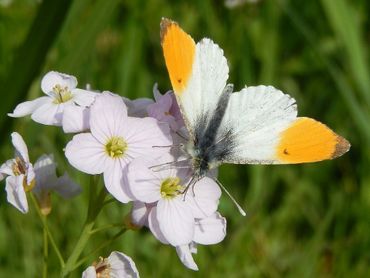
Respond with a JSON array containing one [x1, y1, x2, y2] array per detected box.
[[53, 173, 82, 199], [186, 177, 221, 218], [130, 201, 151, 227], [82, 266, 96, 278], [72, 89, 97, 107], [11, 132, 29, 163], [5, 175, 28, 213], [41, 71, 77, 95], [65, 133, 106, 174], [8, 96, 51, 118], [124, 117, 172, 159], [108, 251, 140, 278], [157, 198, 194, 246], [90, 92, 128, 143], [103, 159, 131, 203], [175, 245, 199, 271], [122, 97, 153, 118], [62, 105, 90, 133], [127, 157, 162, 203], [31, 101, 63, 126], [0, 159, 14, 177], [194, 212, 227, 245], [148, 206, 169, 244]]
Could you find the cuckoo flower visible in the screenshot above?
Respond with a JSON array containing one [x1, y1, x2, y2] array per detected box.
[[147, 84, 184, 131], [33, 154, 81, 215], [65, 92, 172, 203], [127, 154, 221, 246], [82, 251, 140, 278], [0, 132, 35, 213], [9, 71, 96, 126]]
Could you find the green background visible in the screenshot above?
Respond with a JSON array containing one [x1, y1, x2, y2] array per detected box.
[[0, 0, 369, 277]]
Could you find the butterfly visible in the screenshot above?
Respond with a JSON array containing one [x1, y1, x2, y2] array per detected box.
[[159, 18, 350, 212]]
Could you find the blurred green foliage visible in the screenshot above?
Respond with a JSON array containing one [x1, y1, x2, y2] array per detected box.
[[0, 0, 369, 277]]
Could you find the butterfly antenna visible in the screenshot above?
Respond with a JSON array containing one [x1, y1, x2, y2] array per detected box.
[[149, 159, 190, 172], [152, 143, 183, 148], [215, 179, 246, 217]]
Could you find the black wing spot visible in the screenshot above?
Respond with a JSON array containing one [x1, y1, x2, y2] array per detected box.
[[283, 148, 289, 155], [177, 78, 182, 83]]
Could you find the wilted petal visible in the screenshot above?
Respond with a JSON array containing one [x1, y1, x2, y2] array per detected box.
[[148, 207, 169, 244], [194, 212, 227, 245], [176, 245, 199, 271], [90, 92, 128, 143], [11, 132, 29, 163], [62, 105, 90, 133], [65, 133, 107, 174], [157, 198, 194, 246], [186, 177, 221, 218], [72, 89, 97, 107], [31, 101, 62, 126], [5, 175, 28, 213], [108, 251, 140, 278], [53, 173, 81, 198], [41, 71, 77, 95], [8, 96, 51, 118], [103, 159, 131, 203]]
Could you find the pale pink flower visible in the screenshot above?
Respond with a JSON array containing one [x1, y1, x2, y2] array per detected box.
[[147, 84, 184, 131], [33, 154, 81, 215], [176, 212, 227, 271], [0, 132, 35, 213], [127, 154, 221, 246], [122, 97, 154, 118], [82, 251, 139, 278], [9, 71, 96, 126], [65, 92, 172, 203]]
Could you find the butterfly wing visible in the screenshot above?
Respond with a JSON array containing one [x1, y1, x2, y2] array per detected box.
[[219, 85, 350, 164], [160, 18, 229, 137]]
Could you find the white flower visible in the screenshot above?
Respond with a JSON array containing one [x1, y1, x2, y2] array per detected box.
[[33, 154, 81, 215], [0, 132, 35, 213], [176, 212, 227, 271], [65, 92, 172, 203], [127, 154, 221, 246], [9, 71, 96, 126], [82, 251, 139, 278]]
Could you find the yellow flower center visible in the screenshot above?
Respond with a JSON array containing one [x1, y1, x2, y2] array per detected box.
[[105, 137, 128, 158], [52, 84, 73, 104], [160, 177, 183, 199], [93, 257, 111, 278]]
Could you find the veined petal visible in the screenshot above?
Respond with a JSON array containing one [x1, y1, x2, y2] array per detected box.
[[148, 207, 169, 244], [176, 245, 199, 271], [124, 117, 172, 159], [194, 212, 227, 245], [41, 71, 77, 95], [90, 92, 128, 143], [127, 157, 162, 203], [157, 198, 194, 246], [31, 101, 62, 126], [186, 177, 221, 218], [72, 89, 97, 107], [130, 201, 151, 227], [8, 96, 51, 118], [103, 159, 131, 203], [11, 132, 29, 163], [62, 105, 90, 133], [26, 163, 35, 186], [65, 133, 106, 174], [108, 251, 140, 278], [5, 175, 28, 213]]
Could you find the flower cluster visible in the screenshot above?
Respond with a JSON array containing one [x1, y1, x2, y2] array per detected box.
[[3, 71, 227, 272]]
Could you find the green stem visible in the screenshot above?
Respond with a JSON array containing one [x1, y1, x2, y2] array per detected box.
[[90, 223, 125, 234], [30, 193, 65, 268], [73, 228, 127, 270], [61, 175, 107, 277], [43, 221, 48, 278]]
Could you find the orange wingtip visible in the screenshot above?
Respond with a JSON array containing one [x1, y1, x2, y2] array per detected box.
[[160, 18, 196, 94], [276, 117, 350, 164]]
